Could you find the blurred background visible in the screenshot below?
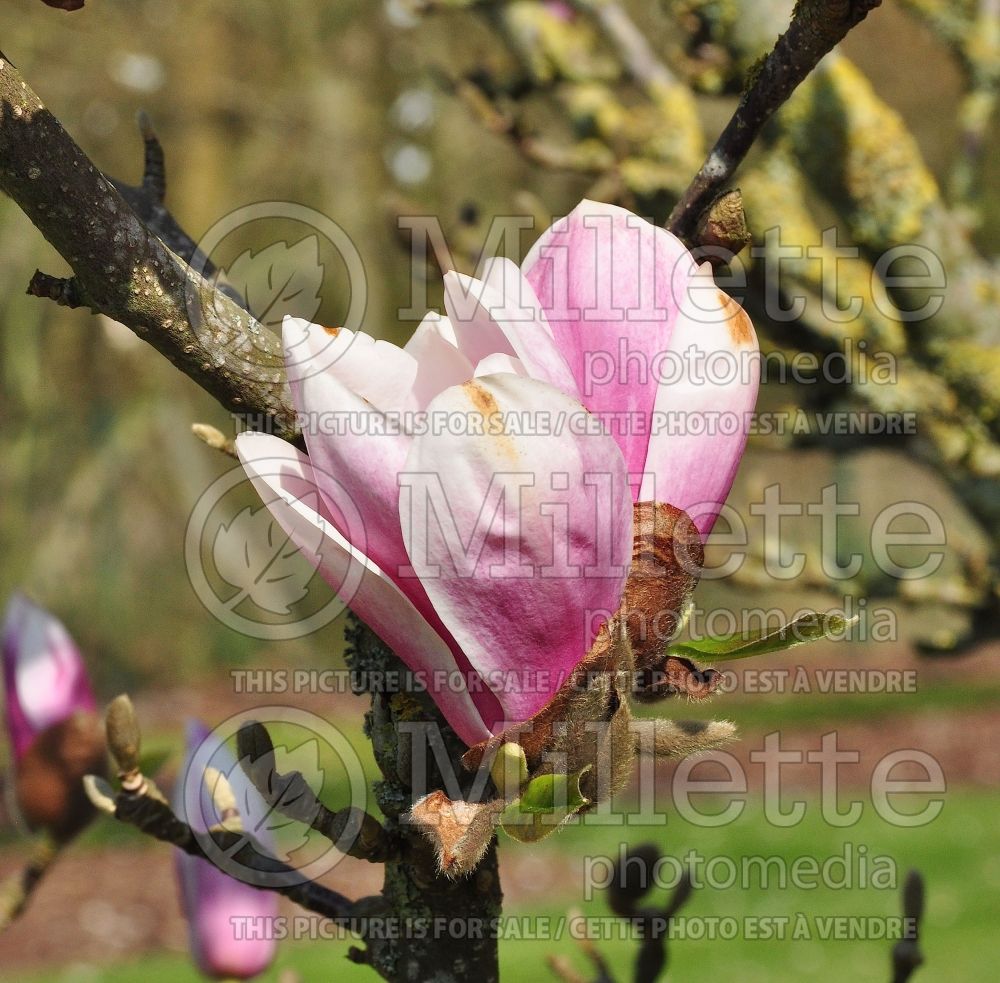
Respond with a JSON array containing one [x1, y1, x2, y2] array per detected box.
[[1, 0, 998, 979]]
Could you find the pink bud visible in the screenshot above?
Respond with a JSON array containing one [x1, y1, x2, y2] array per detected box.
[[2, 593, 97, 763], [173, 721, 278, 981]]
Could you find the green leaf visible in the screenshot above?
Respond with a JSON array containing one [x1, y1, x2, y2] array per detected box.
[[668, 611, 859, 663], [499, 767, 590, 844]]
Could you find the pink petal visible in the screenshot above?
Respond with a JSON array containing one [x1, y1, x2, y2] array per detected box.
[[235, 433, 493, 745], [474, 353, 527, 378], [1, 594, 96, 762], [639, 275, 759, 537], [280, 320, 505, 735], [404, 310, 459, 352], [400, 374, 631, 725], [404, 312, 476, 409], [174, 720, 278, 980], [521, 199, 698, 483], [283, 318, 416, 583]]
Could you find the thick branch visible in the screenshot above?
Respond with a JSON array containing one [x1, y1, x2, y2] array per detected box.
[[667, 0, 884, 241], [0, 55, 298, 441], [345, 619, 503, 981]]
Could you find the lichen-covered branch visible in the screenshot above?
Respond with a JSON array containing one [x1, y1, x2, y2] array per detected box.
[[667, 0, 884, 241]]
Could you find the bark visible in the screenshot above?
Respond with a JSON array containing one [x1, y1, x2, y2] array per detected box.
[[345, 619, 503, 982]]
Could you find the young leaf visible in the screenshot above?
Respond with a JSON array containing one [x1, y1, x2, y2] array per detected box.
[[499, 767, 590, 844], [668, 611, 858, 662]]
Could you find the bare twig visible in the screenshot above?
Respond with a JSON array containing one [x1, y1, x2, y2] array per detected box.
[[237, 721, 397, 863], [891, 869, 925, 983], [102, 782, 360, 922], [569, 0, 677, 91], [26, 270, 90, 309], [0, 835, 60, 931], [88, 695, 362, 923], [667, 0, 884, 242], [555, 844, 696, 983]]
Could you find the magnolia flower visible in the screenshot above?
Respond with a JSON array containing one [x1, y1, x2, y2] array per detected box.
[[237, 200, 756, 748], [2, 594, 104, 839], [174, 720, 278, 981]]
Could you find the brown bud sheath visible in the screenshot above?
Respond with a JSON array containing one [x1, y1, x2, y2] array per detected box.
[[622, 502, 703, 668], [15, 711, 107, 841]]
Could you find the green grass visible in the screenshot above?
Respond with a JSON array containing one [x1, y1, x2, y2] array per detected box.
[[7, 787, 998, 981]]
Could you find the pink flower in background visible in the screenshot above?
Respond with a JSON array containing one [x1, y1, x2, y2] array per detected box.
[[2, 594, 97, 763], [174, 720, 278, 981], [2, 593, 104, 839], [237, 199, 757, 746]]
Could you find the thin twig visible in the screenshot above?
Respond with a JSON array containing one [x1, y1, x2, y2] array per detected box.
[[109, 788, 360, 923], [570, 0, 677, 91], [92, 696, 362, 924], [0, 835, 60, 931], [237, 721, 397, 863], [667, 0, 884, 242], [26, 270, 91, 309], [891, 869, 925, 983]]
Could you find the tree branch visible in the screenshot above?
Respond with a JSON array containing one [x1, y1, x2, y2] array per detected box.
[[0, 54, 298, 442], [667, 0, 884, 241], [236, 720, 397, 864], [0, 835, 60, 931], [105, 785, 362, 923]]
